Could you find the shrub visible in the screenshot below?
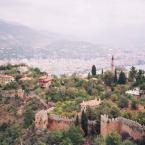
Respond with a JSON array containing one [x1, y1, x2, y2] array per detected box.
[[106, 132, 122, 145], [118, 97, 129, 108], [131, 100, 138, 110]]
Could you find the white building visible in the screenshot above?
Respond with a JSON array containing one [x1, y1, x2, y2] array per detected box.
[[125, 87, 140, 97]]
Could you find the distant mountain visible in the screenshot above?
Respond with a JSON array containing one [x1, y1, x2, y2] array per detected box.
[[0, 19, 106, 59]]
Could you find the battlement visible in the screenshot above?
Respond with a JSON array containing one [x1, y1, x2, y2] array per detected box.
[[101, 114, 119, 123], [48, 114, 75, 122], [119, 117, 145, 133], [101, 114, 145, 140]]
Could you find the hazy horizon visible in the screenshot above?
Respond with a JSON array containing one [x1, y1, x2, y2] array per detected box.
[[0, 0, 145, 49]]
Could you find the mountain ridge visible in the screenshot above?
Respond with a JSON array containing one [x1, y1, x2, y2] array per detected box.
[[0, 19, 106, 59]]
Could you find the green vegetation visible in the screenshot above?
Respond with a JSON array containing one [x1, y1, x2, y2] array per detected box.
[[46, 126, 84, 145], [106, 132, 122, 145], [0, 64, 145, 145], [0, 123, 21, 145], [92, 65, 97, 76], [118, 96, 129, 108], [23, 108, 35, 128], [81, 110, 88, 136], [118, 71, 126, 84]]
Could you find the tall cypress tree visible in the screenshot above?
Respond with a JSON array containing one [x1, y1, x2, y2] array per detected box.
[[81, 110, 88, 136], [75, 115, 80, 126], [102, 69, 104, 75], [114, 69, 118, 83], [118, 71, 126, 84], [91, 65, 96, 76]]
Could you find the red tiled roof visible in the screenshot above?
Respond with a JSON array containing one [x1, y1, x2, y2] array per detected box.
[[0, 75, 14, 79]]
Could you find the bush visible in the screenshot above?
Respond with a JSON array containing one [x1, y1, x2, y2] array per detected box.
[[118, 97, 129, 108], [66, 126, 84, 145], [0, 124, 21, 145], [110, 106, 120, 118], [23, 109, 35, 128], [47, 126, 84, 145], [106, 132, 122, 145], [131, 100, 138, 110], [122, 140, 136, 145], [94, 135, 105, 145]]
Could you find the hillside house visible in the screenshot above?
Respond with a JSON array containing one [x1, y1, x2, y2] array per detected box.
[[126, 87, 141, 99], [80, 98, 102, 111], [39, 75, 53, 88], [0, 75, 14, 86]]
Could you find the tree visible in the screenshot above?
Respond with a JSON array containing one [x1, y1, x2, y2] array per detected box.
[[47, 130, 64, 145], [103, 71, 114, 86], [60, 138, 73, 145], [137, 111, 145, 125], [129, 66, 137, 82], [23, 109, 35, 128], [118, 71, 126, 84], [94, 135, 105, 145], [118, 97, 128, 108], [75, 115, 80, 126], [140, 83, 145, 94], [114, 69, 118, 83], [106, 132, 122, 145], [66, 126, 84, 145], [131, 100, 138, 110], [102, 69, 104, 75], [0, 125, 21, 145], [92, 65, 96, 76], [136, 69, 145, 85], [110, 106, 120, 118], [81, 110, 88, 136]]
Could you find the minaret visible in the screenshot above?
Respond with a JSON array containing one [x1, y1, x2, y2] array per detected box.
[[111, 55, 114, 72]]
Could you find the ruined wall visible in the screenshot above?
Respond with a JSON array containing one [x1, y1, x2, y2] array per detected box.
[[119, 117, 145, 140], [101, 114, 121, 137], [48, 118, 73, 131], [35, 110, 49, 130], [101, 114, 145, 140], [47, 114, 74, 131], [35, 111, 74, 131]]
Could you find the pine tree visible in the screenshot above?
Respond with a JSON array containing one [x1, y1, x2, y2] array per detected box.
[[91, 65, 96, 76], [81, 110, 88, 136], [118, 71, 126, 84], [75, 115, 80, 126]]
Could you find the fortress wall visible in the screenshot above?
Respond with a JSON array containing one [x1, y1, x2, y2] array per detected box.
[[48, 118, 73, 131], [119, 117, 145, 140], [101, 115, 121, 138], [101, 115, 145, 140]]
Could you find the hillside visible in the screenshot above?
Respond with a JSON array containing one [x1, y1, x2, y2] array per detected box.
[[0, 20, 106, 60]]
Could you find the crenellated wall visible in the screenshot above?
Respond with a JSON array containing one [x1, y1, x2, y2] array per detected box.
[[35, 110, 96, 131], [101, 114, 145, 140], [48, 114, 74, 131]]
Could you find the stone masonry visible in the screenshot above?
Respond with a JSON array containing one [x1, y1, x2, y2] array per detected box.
[[101, 114, 145, 140]]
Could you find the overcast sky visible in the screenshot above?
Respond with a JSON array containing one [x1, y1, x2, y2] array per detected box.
[[0, 0, 145, 48]]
